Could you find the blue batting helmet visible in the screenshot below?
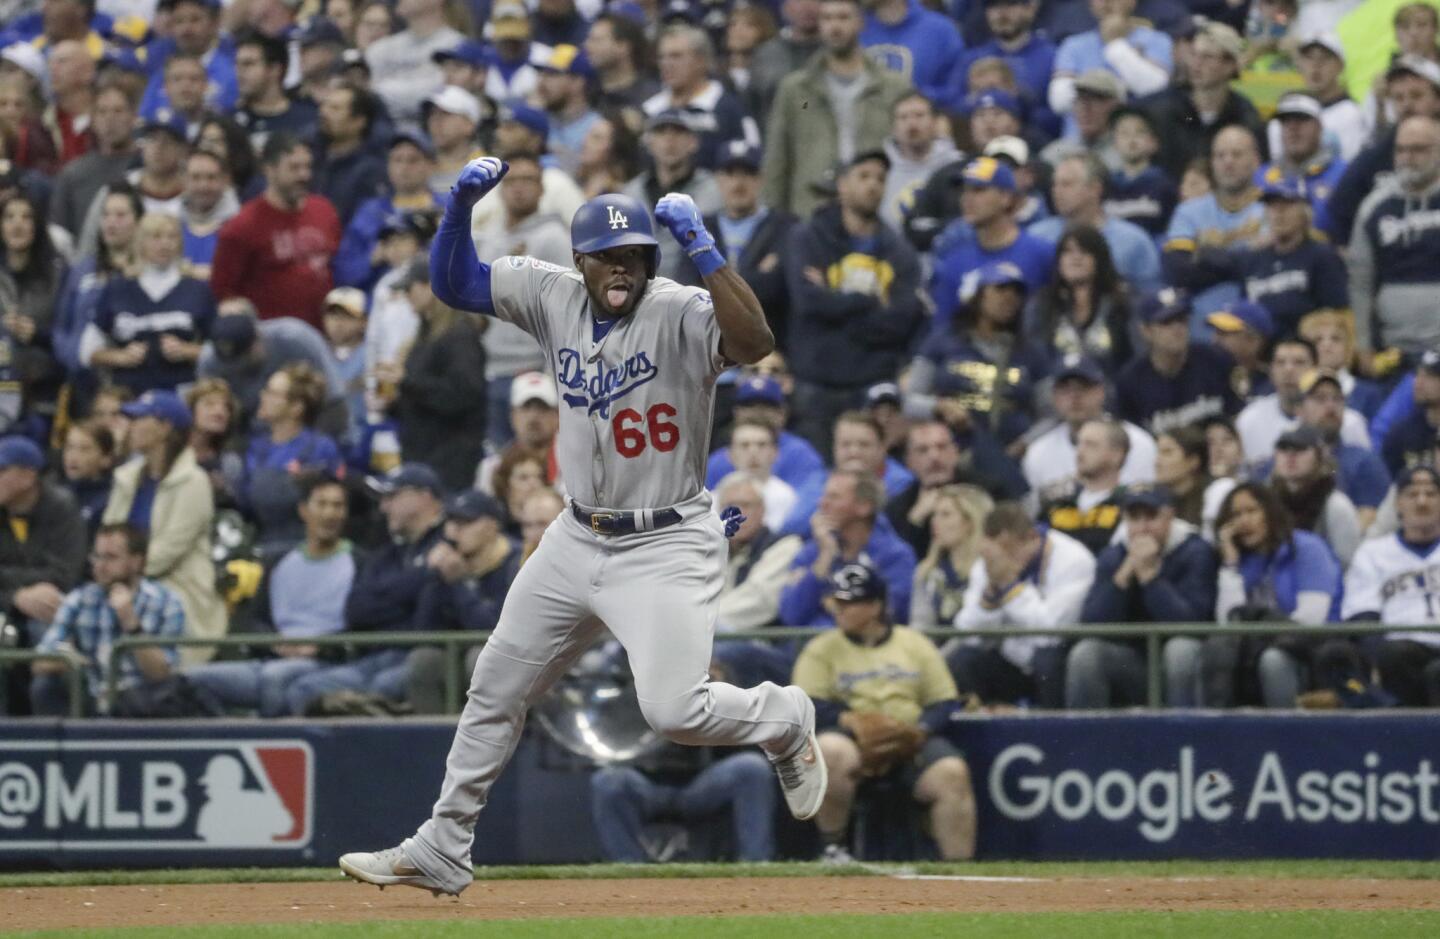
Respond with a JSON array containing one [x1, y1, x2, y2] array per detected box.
[[570, 193, 660, 277]]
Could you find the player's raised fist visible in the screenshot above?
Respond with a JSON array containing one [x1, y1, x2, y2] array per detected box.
[[655, 192, 725, 275], [453, 157, 508, 206]]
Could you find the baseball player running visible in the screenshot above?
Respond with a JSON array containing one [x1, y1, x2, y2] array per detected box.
[[339, 158, 827, 895]]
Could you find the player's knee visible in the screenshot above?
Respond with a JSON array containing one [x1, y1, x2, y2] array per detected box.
[[638, 693, 708, 744]]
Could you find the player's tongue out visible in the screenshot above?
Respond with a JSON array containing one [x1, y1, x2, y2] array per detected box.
[[606, 287, 628, 308]]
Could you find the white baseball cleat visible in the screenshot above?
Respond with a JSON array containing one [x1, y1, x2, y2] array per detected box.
[[338, 845, 453, 896], [770, 686, 827, 821]]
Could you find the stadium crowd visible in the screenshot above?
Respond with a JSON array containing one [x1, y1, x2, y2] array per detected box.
[[6, 0, 1440, 857]]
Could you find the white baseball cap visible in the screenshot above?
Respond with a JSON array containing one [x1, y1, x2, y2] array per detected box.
[[1298, 31, 1345, 64], [510, 371, 558, 408], [0, 44, 44, 82], [983, 135, 1030, 167], [424, 85, 483, 124]]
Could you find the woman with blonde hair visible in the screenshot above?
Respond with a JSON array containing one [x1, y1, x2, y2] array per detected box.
[[910, 485, 994, 627], [83, 212, 216, 394], [1297, 309, 1384, 419]]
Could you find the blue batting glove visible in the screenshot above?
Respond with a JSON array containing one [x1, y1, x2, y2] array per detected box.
[[452, 157, 508, 208], [655, 192, 726, 277], [720, 505, 747, 538]]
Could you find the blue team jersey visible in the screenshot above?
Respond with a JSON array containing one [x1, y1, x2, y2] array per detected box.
[[1164, 192, 1268, 330], [928, 225, 1054, 334], [1106, 165, 1178, 240], [1240, 238, 1348, 339], [862, 0, 966, 106]]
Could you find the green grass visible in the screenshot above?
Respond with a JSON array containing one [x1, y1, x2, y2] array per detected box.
[[11, 912, 1440, 939], [3, 859, 1439, 890]]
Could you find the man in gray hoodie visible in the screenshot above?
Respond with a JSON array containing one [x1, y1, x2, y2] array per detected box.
[[881, 92, 960, 232]]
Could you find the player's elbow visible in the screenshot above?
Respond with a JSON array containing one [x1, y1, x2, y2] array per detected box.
[[725, 326, 776, 365]]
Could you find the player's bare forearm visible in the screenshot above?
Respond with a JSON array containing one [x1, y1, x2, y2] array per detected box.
[[706, 265, 774, 364]]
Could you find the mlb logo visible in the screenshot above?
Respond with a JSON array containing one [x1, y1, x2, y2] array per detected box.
[[0, 739, 314, 851]]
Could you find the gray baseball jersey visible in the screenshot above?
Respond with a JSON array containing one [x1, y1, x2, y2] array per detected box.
[[489, 256, 726, 510]]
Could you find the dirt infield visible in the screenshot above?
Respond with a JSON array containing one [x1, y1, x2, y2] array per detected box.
[[5, 875, 1439, 931]]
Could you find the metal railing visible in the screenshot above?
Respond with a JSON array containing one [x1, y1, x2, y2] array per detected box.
[[101, 622, 1440, 715], [0, 648, 91, 718]]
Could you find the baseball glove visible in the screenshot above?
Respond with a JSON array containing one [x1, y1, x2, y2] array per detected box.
[[845, 711, 927, 778]]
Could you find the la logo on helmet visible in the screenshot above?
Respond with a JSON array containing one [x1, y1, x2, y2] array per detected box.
[[607, 205, 629, 230]]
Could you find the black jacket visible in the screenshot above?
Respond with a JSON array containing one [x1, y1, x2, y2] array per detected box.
[[1143, 87, 1269, 179], [784, 203, 924, 387], [0, 481, 86, 615], [395, 315, 488, 493], [701, 208, 796, 351], [344, 521, 444, 633]]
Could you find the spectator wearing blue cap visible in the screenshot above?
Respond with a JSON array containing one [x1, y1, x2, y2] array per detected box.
[[927, 157, 1055, 336], [1049, 3, 1170, 138], [334, 131, 449, 293], [1162, 126, 1268, 334], [1023, 354, 1156, 495], [695, 140, 796, 347], [434, 40, 495, 105], [1027, 153, 1162, 296], [233, 33, 319, 154], [909, 259, 1050, 448], [643, 24, 761, 171], [314, 83, 388, 227], [48, 83, 138, 241], [536, 44, 600, 178], [1228, 175, 1349, 343], [102, 390, 226, 666], [860, 0, 965, 108], [881, 93, 960, 233], [1260, 95, 1347, 236], [0, 435, 87, 660], [962, 89, 1027, 155], [1114, 288, 1243, 435], [364, 0, 463, 125], [139, 0, 237, 122], [1071, 484, 1219, 709], [785, 149, 924, 454], [471, 102, 586, 238], [1205, 299, 1275, 403], [951, 1, 1056, 106], [404, 488, 523, 714], [284, 462, 448, 714], [761, 0, 910, 218], [623, 109, 723, 283], [706, 374, 826, 490]]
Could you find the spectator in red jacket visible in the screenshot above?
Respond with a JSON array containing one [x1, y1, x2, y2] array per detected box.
[[210, 133, 341, 330]]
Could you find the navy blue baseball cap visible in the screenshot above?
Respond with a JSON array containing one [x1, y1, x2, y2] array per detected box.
[[1054, 353, 1105, 385], [138, 111, 188, 141], [1208, 300, 1275, 340], [100, 46, 147, 75], [734, 375, 784, 406], [1121, 485, 1174, 511], [211, 314, 258, 360], [975, 260, 1027, 290], [961, 156, 1017, 193], [964, 89, 1021, 119], [434, 39, 492, 68], [0, 435, 44, 471], [1139, 287, 1192, 324], [298, 16, 344, 48], [121, 390, 193, 430], [447, 489, 504, 522], [717, 140, 763, 172], [645, 108, 695, 134], [390, 129, 437, 160], [537, 43, 593, 78], [368, 462, 444, 498], [830, 562, 887, 603], [498, 100, 550, 143]]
